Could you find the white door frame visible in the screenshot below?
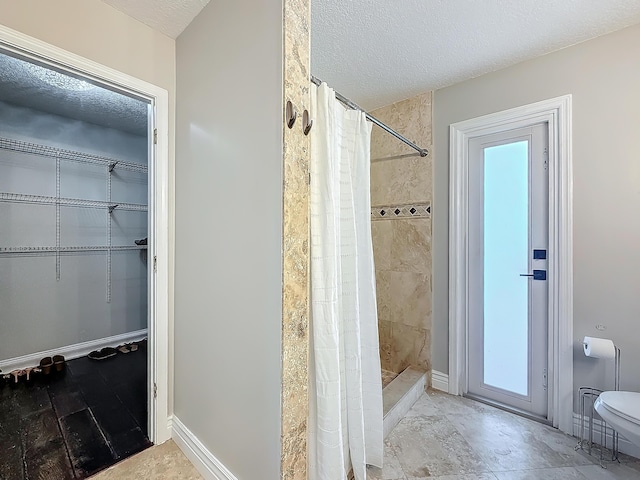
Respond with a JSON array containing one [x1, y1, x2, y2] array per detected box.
[[448, 96, 573, 433], [0, 25, 171, 444]]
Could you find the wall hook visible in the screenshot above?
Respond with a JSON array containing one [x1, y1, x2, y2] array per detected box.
[[302, 109, 313, 135], [286, 100, 297, 129]]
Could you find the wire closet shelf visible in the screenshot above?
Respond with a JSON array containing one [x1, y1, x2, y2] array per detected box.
[[0, 137, 148, 173], [0, 136, 149, 302]]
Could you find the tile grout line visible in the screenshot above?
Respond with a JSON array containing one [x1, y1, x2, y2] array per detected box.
[[87, 405, 118, 462], [47, 381, 81, 479], [10, 385, 28, 480], [70, 361, 121, 468]]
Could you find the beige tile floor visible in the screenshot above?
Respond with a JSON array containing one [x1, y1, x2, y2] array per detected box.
[[368, 390, 640, 480], [91, 391, 640, 480], [90, 440, 202, 480]]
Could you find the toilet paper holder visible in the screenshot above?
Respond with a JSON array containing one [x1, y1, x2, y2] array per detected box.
[[576, 338, 622, 466], [582, 338, 621, 391]]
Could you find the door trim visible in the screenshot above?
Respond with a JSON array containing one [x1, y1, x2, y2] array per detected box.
[[0, 25, 172, 443], [448, 96, 573, 434]]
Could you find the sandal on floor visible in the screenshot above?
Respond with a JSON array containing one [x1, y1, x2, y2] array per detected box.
[[39, 357, 54, 375], [88, 347, 118, 361], [117, 345, 131, 354], [9, 369, 24, 384], [53, 355, 66, 372], [122, 342, 139, 352], [23, 367, 41, 381]]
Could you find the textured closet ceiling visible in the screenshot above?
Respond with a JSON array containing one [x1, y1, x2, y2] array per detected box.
[[101, 0, 211, 38], [312, 0, 640, 109], [0, 52, 148, 136]]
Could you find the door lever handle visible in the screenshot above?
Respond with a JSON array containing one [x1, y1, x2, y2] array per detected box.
[[520, 270, 547, 280]]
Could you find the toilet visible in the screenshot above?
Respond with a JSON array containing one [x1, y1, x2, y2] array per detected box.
[[594, 391, 640, 448]]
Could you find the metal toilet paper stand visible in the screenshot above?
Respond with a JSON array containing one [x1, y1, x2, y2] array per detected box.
[[575, 344, 621, 468]]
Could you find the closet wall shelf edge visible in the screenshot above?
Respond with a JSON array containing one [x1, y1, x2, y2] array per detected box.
[[0, 137, 148, 173], [0, 246, 148, 254], [0, 192, 148, 211]]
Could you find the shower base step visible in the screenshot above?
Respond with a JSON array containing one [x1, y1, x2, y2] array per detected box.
[[383, 366, 427, 439]]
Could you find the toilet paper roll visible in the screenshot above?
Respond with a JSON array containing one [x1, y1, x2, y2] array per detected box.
[[583, 336, 616, 359]]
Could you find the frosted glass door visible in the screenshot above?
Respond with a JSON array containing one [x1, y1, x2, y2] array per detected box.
[[483, 141, 529, 395], [467, 124, 549, 419]]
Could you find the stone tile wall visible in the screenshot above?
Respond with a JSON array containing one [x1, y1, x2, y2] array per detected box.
[[281, 0, 310, 478], [370, 92, 433, 378]]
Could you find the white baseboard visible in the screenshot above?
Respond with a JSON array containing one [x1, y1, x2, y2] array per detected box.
[[573, 413, 640, 460], [171, 415, 238, 480], [0, 329, 148, 372], [431, 370, 449, 392]]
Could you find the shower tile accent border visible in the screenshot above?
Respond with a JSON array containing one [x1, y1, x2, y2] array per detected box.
[[281, 0, 310, 479], [371, 202, 431, 220]]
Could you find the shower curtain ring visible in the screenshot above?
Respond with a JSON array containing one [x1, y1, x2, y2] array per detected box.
[[286, 100, 297, 129]]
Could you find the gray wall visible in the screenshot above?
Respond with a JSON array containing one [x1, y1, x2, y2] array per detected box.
[[0, 101, 148, 360], [433, 24, 640, 403], [174, 0, 283, 478]]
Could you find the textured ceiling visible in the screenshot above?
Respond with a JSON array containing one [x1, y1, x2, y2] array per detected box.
[[5, 1, 639, 134], [101, 0, 211, 38], [312, 0, 640, 109], [0, 51, 148, 136], [99, 0, 640, 111]]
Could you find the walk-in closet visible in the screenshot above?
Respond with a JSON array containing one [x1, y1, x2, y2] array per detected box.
[[0, 49, 152, 479]]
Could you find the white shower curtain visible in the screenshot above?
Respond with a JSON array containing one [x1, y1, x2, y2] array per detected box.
[[308, 83, 384, 480]]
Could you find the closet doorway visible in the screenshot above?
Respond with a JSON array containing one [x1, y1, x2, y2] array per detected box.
[[0, 26, 169, 479]]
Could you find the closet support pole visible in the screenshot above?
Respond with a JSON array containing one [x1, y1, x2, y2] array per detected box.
[[55, 154, 61, 281]]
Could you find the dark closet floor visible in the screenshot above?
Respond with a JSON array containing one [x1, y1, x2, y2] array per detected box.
[[0, 342, 151, 479]]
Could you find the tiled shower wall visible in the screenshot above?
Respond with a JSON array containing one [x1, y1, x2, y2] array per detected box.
[[281, 0, 310, 477], [370, 92, 433, 379]]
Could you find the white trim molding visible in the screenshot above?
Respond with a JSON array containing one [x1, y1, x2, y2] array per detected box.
[[431, 370, 449, 392], [448, 96, 573, 433], [171, 416, 239, 480], [0, 329, 148, 373], [0, 25, 172, 444]]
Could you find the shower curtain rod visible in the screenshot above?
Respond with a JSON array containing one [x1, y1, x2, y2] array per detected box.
[[310, 75, 428, 157]]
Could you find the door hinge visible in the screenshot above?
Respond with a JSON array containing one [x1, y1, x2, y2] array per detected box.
[[153, 128, 158, 145], [153, 383, 157, 399], [153, 255, 157, 272], [542, 368, 548, 389]]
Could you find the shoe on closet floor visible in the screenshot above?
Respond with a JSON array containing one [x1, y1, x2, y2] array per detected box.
[[22, 367, 41, 382], [53, 355, 65, 372], [39, 356, 54, 375], [88, 347, 118, 360]]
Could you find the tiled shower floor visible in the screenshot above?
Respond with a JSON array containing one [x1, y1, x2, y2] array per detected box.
[[0, 342, 150, 479]]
